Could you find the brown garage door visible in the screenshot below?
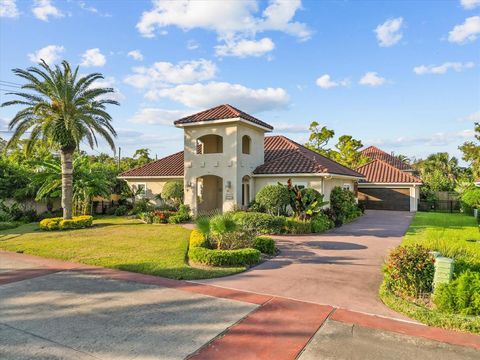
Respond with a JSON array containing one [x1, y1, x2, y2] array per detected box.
[[358, 188, 410, 211]]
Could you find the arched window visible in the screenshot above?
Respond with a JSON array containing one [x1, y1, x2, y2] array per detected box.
[[242, 175, 251, 207], [242, 135, 251, 154], [196, 134, 223, 154]]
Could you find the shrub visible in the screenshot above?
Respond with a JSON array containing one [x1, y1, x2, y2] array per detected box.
[[330, 186, 361, 224], [255, 185, 290, 215], [39, 215, 93, 231], [168, 204, 191, 224], [383, 245, 435, 299], [130, 199, 154, 215], [311, 213, 334, 233], [139, 210, 176, 224], [253, 236, 275, 255], [0, 222, 17, 230], [434, 270, 480, 316], [285, 181, 328, 220], [461, 188, 480, 215], [284, 218, 312, 234], [247, 200, 265, 213], [190, 229, 210, 248], [232, 211, 285, 235], [114, 205, 128, 216], [161, 181, 184, 207]]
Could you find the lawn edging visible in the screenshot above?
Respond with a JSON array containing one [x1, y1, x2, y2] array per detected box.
[[379, 281, 480, 334]]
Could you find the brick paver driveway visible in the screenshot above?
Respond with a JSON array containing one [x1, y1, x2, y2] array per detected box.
[[199, 210, 414, 318]]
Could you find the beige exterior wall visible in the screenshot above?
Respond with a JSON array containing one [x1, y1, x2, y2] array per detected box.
[[123, 177, 182, 205]]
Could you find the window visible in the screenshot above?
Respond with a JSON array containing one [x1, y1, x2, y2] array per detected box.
[[242, 135, 251, 154], [343, 183, 352, 191], [196, 134, 223, 154], [242, 176, 250, 206]]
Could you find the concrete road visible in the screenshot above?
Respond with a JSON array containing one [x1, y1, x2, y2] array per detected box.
[[198, 210, 414, 318]]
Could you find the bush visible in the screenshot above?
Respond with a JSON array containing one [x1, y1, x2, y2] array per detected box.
[[284, 218, 312, 234], [130, 199, 154, 215], [188, 230, 261, 266], [0, 222, 17, 230], [253, 236, 275, 255], [255, 185, 290, 215], [39, 215, 93, 231], [330, 187, 361, 224], [114, 205, 128, 216], [168, 204, 191, 224], [247, 200, 265, 213], [232, 211, 285, 235], [434, 270, 480, 316], [461, 188, 480, 215], [161, 181, 184, 207], [311, 213, 334, 233], [139, 210, 176, 224], [383, 245, 435, 299]]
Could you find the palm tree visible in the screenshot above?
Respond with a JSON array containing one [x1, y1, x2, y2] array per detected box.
[[1, 60, 118, 219]]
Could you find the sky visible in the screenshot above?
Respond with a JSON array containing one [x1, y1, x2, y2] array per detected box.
[[0, 0, 479, 163]]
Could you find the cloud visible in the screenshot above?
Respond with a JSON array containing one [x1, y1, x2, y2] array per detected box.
[[80, 48, 106, 67], [0, 0, 19, 18], [359, 72, 386, 87], [32, 0, 63, 21], [271, 122, 307, 133], [371, 129, 475, 148], [148, 81, 290, 113], [129, 108, 190, 125], [187, 40, 200, 50], [124, 59, 217, 89], [448, 16, 480, 43], [458, 110, 480, 122], [28, 45, 64, 65], [215, 37, 275, 57], [374, 17, 404, 47], [127, 50, 144, 61], [414, 61, 475, 75], [315, 74, 349, 89], [78, 1, 111, 17], [461, 0, 480, 9]]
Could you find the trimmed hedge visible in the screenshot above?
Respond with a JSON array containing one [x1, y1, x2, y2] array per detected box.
[[253, 236, 275, 255], [284, 218, 312, 234], [188, 230, 261, 267], [311, 214, 334, 233], [232, 211, 285, 235], [39, 215, 93, 231]]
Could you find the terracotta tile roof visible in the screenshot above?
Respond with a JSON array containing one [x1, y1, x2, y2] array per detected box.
[[174, 104, 274, 130], [120, 136, 364, 178], [361, 146, 412, 171], [119, 151, 184, 177], [357, 159, 422, 184], [254, 136, 364, 177]]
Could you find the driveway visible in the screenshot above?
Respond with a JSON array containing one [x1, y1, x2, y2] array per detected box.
[[198, 210, 414, 318]]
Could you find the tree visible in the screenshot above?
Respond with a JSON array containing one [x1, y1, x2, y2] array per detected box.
[[1, 60, 118, 219], [459, 122, 480, 179], [0, 137, 6, 153], [413, 153, 460, 192], [305, 121, 335, 156], [133, 148, 152, 166], [161, 181, 184, 208], [330, 135, 370, 168]]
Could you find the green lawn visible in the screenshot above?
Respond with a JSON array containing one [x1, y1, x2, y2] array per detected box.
[[402, 212, 480, 272], [0, 216, 246, 280]]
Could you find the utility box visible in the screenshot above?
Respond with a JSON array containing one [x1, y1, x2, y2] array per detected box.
[[433, 256, 454, 288]]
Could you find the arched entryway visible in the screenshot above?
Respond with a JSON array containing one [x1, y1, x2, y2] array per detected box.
[[241, 175, 251, 208], [197, 175, 223, 213]]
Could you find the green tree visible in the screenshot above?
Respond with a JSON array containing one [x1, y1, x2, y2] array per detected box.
[[459, 122, 480, 179], [0, 137, 6, 153], [133, 148, 152, 166], [413, 153, 460, 192], [1, 60, 118, 219], [305, 121, 335, 156], [330, 135, 370, 168], [161, 181, 184, 207]]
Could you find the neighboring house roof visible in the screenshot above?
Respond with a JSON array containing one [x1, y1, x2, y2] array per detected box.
[[361, 145, 413, 171], [119, 151, 184, 177], [119, 135, 363, 178], [255, 136, 364, 177], [173, 104, 274, 131], [357, 159, 422, 184]]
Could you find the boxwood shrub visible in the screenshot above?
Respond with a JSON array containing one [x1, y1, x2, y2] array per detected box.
[[188, 229, 261, 266], [39, 215, 93, 231], [232, 211, 285, 235], [311, 214, 334, 233], [253, 236, 276, 255]]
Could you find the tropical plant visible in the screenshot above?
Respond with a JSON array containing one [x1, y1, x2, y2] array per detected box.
[[459, 122, 480, 179], [285, 180, 329, 220], [413, 153, 461, 193], [1, 60, 119, 219], [161, 181, 184, 208]]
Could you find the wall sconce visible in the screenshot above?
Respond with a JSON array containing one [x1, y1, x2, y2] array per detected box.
[[226, 181, 232, 190]]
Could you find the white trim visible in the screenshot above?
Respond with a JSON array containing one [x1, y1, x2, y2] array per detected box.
[[252, 173, 363, 180], [358, 182, 421, 187], [119, 176, 183, 180], [175, 117, 273, 132]]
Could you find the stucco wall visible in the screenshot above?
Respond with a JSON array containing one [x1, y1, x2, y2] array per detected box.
[[124, 177, 182, 204]]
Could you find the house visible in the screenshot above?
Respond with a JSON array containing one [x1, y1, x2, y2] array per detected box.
[[119, 104, 364, 214], [356, 146, 422, 212]]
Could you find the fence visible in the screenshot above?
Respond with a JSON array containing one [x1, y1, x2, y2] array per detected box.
[[418, 200, 461, 213]]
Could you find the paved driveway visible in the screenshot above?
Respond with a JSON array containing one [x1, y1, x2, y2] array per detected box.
[[199, 210, 414, 318]]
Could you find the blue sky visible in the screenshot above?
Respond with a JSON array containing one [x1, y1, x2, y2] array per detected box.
[[0, 0, 479, 163]]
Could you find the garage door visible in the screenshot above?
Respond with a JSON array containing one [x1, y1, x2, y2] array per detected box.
[[358, 188, 410, 211]]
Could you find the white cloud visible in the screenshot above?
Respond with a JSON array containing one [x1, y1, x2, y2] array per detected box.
[[374, 17, 404, 47], [461, 0, 480, 10], [80, 48, 106, 67], [315, 74, 349, 89], [148, 81, 289, 113], [127, 50, 144, 61], [129, 108, 190, 125], [28, 45, 64, 65], [124, 59, 217, 89], [414, 61, 475, 75], [448, 16, 480, 43], [371, 129, 475, 148], [215, 37, 275, 57], [460, 110, 480, 122], [271, 122, 307, 133], [0, 0, 19, 18], [359, 72, 386, 87], [32, 0, 63, 21]]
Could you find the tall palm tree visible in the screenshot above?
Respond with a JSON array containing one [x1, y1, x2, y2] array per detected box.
[[1, 60, 118, 219]]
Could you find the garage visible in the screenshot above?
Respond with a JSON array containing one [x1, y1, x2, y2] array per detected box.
[[358, 187, 410, 211]]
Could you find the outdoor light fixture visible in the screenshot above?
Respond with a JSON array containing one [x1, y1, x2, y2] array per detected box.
[[226, 181, 232, 189]]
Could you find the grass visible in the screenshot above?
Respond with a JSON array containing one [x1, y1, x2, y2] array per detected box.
[[402, 212, 480, 272], [0, 216, 246, 280]]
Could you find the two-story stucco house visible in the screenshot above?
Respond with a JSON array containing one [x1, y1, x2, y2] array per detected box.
[[119, 104, 364, 214]]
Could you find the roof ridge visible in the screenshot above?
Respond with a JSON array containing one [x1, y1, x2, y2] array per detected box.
[[119, 151, 184, 177], [359, 158, 421, 183]]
